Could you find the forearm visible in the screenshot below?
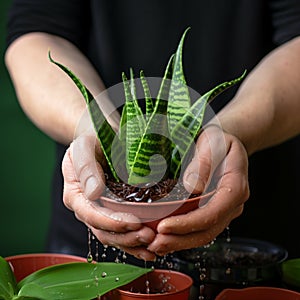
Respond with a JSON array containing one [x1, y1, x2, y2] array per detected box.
[[5, 32, 115, 145], [218, 36, 300, 155]]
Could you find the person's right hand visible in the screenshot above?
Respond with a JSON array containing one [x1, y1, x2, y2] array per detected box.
[[62, 133, 157, 261]]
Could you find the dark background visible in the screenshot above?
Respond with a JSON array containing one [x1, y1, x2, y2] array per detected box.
[[0, 0, 54, 256]]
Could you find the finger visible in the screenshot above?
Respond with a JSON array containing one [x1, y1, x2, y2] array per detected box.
[[71, 197, 143, 232], [183, 125, 227, 194], [91, 225, 155, 248], [71, 134, 105, 200], [148, 207, 243, 256], [158, 173, 247, 235], [158, 138, 249, 235], [120, 246, 157, 261]]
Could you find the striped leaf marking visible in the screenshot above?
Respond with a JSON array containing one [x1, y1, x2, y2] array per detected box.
[[140, 70, 154, 121], [49, 52, 120, 181], [122, 71, 146, 172], [167, 27, 191, 132], [170, 71, 247, 178], [127, 56, 175, 185]]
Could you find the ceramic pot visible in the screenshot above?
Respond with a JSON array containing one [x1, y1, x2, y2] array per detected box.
[[166, 237, 288, 300], [215, 286, 300, 300], [99, 190, 215, 231], [5, 253, 86, 282], [108, 269, 193, 300]]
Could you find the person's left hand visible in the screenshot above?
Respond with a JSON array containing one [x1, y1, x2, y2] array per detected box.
[[147, 125, 250, 256]]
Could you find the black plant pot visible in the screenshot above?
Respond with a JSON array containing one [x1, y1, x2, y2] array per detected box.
[[165, 237, 288, 300]]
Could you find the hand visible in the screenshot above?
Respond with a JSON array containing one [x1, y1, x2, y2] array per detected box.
[[62, 133, 156, 261], [147, 125, 250, 256]]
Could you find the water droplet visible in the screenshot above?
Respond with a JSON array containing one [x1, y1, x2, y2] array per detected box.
[[145, 280, 150, 294], [87, 254, 93, 263], [200, 273, 206, 281], [101, 272, 107, 278]]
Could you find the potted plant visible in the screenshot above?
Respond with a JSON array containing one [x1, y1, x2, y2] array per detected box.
[[0, 254, 151, 300], [49, 27, 246, 230], [0, 254, 193, 300]]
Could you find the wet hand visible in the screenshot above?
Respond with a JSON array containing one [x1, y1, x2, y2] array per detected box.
[[62, 133, 156, 261], [147, 126, 250, 256]]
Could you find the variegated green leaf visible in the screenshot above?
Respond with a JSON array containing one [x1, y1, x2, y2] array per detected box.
[[49, 52, 120, 181], [140, 70, 153, 120], [127, 55, 175, 185], [167, 27, 191, 132], [122, 72, 146, 172], [170, 71, 247, 178]]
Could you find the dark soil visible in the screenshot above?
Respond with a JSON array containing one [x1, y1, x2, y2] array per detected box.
[[177, 247, 280, 267], [105, 178, 201, 202]]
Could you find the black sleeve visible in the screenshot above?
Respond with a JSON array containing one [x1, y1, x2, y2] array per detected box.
[[269, 0, 300, 44], [6, 0, 89, 49]]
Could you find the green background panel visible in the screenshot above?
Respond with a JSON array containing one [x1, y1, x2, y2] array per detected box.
[[0, 0, 55, 256]]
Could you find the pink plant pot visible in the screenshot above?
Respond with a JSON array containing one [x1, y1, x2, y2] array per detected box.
[[215, 286, 300, 300], [99, 190, 215, 231]]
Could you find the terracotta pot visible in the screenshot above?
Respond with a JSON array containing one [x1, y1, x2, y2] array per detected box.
[[5, 253, 86, 282], [99, 190, 215, 231], [108, 269, 193, 300], [215, 286, 300, 300]]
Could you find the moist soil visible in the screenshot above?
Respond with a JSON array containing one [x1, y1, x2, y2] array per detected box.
[[177, 247, 280, 267], [105, 178, 201, 202]]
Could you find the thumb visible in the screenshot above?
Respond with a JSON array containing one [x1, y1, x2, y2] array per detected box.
[[183, 125, 227, 194], [71, 134, 105, 200]]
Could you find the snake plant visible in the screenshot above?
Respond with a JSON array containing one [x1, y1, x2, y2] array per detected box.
[[49, 28, 246, 187]]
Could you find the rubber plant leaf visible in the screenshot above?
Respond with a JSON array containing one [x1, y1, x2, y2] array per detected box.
[[170, 71, 247, 178], [49, 52, 120, 182], [282, 259, 300, 288], [122, 70, 146, 172], [17, 262, 152, 300], [0, 257, 17, 300], [167, 27, 191, 132], [127, 54, 174, 185]]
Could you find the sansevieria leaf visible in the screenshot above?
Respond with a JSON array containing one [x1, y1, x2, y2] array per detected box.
[[127, 54, 175, 185], [140, 70, 154, 120], [17, 262, 152, 300], [49, 52, 120, 182], [122, 71, 146, 172], [170, 71, 247, 178], [167, 27, 191, 132]]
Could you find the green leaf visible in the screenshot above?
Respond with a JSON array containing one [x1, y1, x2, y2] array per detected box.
[[170, 71, 247, 178], [167, 27, 191, 132], [140, 70, 154, 120], [122, 71, 146, 172], [282, 259, 300, 288], [17, 262, 152, 300], [0, 257, 17, 300], [48, 52, 121, 182], [127, 55, 175, 185]]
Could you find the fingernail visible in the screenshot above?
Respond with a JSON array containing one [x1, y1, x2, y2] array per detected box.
[[85, 176, 98, 197], [185, 173, 205, 193]]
